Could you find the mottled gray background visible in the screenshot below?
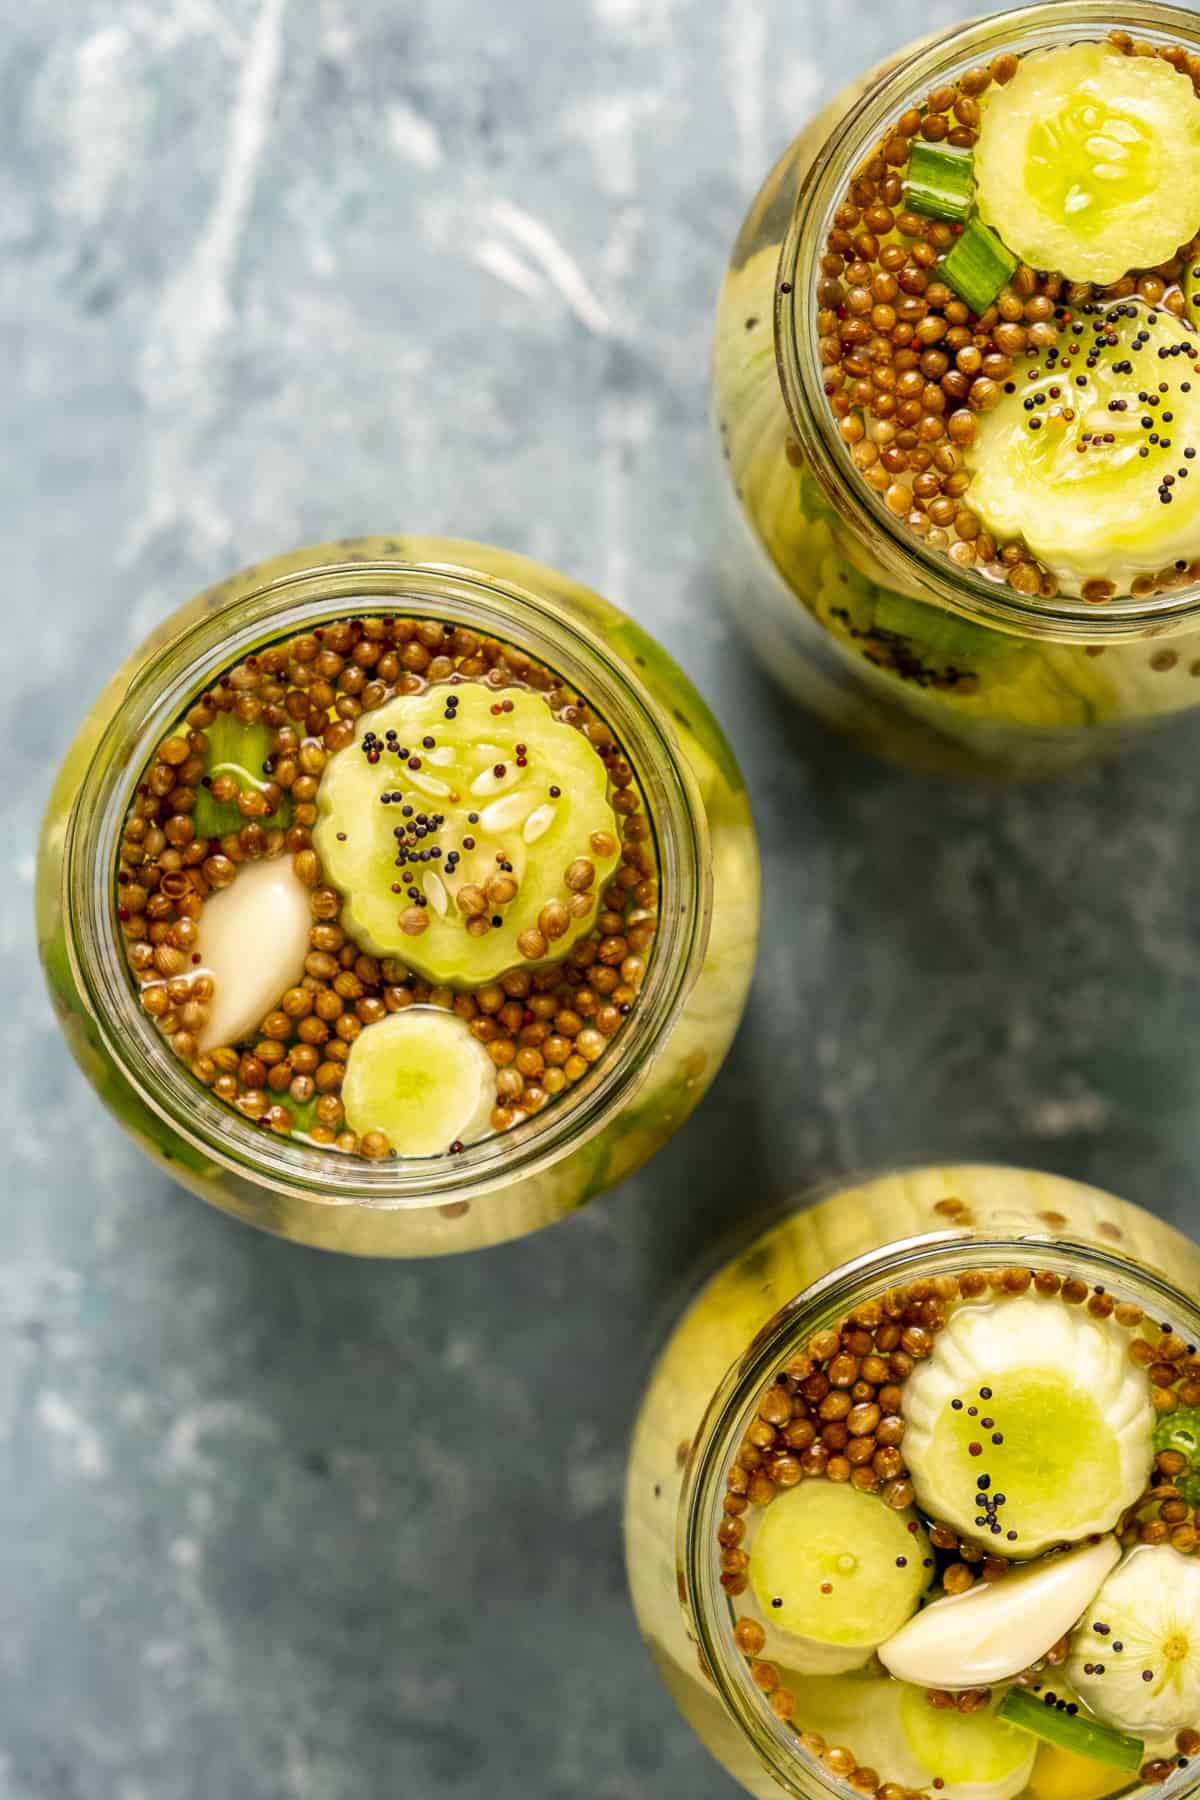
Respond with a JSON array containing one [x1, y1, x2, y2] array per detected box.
[[7, 1, 1200, 1796]]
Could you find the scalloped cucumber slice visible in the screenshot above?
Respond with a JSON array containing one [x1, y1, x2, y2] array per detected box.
[[902, 1295, 1155, 1557], [313, 684, 622, 985], [192, 711, 289, 839], [899, 1684, 1039, 1798], [1066, 1545, 1200, 1735], [974, 42, 1200, 285], [341, 1008, 497, 1156], [748, 1480, 931, 1650], [966, 301, 1200, 593]]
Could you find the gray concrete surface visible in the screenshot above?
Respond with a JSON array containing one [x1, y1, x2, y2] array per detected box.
[[6, 1, 1200, 1796]]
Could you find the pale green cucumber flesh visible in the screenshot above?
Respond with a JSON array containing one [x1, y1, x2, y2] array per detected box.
[[974, 43, 1200, 285], [193, 711, 290, 838], [966, 301, 1200, 592], [900, 1683, 1041, 1787], [748, 1480, 931, 1648], [341, 1008, 496, 1155], [313, 683, 623, 985]]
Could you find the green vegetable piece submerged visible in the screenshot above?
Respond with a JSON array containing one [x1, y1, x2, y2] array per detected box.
[[998, 1687, 1144, 1774], [313, 684, 623, 986], [904, 140, 974, 222], [967, 301, 1200, 594], [973, 42, 1200, 286], [341, 1008, 496, 1156], [749, 1481, 931, 1672], [192, 711, 289, 839], [1155, 1406, 1200, 1506], [941, 218, 1018, 316], [872, 592, 1020, 660], [901, 1294, 1154, 1557], [1067, 1545, 1200, 1735]]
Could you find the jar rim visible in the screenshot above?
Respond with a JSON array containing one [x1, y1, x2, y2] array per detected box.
[[61, 542, 713, 1211], [776, 0, 1200, 644], [681, 1217, 1200, 1799]]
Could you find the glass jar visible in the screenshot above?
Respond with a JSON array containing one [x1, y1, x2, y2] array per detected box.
[[713, 1, 1200, 777], [625, 1164, 1200, 1798], [37, 537, 759, 1256]]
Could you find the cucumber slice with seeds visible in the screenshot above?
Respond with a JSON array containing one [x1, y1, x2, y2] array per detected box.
[[974, 43, 1200, 285], [748, 1480, 931, 1653], [902, 1294, 1155, 1557], [313, 684, 622, 985], [872, 592, 1020, 659], [341, 1008, 497, 1156], [966, 301, 1200, 593], [1067, 1545, 1200, 1735], [193, 711, 289, 839]]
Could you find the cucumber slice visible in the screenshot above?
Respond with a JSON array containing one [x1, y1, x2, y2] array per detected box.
[[194, 855, 312, 1052], [748, 1481, 931, 1651], [785, 1674, 1036, 1800], [1066, 1545, 1200, 1735], [313, 684, 622, 985], [879, 1536, 1121, 1690], [973, 43, 1200, 285], [966, 301, 1200, 593], [999, 1686, 1144, 1773], [193, 711, 289, 839], [340, 1008, 497, 1156], [902, 1294, 1155, 1557], [899, 1684, 1040, 1799]]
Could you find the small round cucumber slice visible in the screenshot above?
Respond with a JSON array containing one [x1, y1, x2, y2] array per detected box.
[[1067, 1545, 1200, 1735], [966, 302, 1200, 593], [902, 1295, 1155, 1557], [340, 1008, 496, 1156], [899, 1683, 1039, 1800], [748, 1481, 932, 1650], [974, 43, 1200, 285], [313, 684, 622, 985], [784, 1674, 1035, 1800]]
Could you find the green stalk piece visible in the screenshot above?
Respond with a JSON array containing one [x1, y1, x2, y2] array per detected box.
[[192, 711, 290, 839], [904, 141, 974, 222], [941, 218, 1019, 316], [997, 1687, 1144, 1773]]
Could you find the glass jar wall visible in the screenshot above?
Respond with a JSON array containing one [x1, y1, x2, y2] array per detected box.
[[37, 537, 759, 1255]]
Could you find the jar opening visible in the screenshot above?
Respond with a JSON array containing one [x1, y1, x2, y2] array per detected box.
[[683, 1229, 1200, 1799], [63, 553, 712, 1211], [777, 1, 1200, 644]]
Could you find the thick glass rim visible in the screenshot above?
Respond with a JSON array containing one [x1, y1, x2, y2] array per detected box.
[[776, 0, 1200, 645], [681, 1220, 1200, 1800], [59, 551, 713, 1211]]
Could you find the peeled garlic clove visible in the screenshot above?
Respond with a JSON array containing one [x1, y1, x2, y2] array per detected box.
[[194, 857, 312, 1052], [879, 1535, 1121, 1689]]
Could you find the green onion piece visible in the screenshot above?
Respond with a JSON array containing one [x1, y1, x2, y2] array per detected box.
[[904, 141, 974, 221], [941, 218, 1019, 315], [872, 591, 1017, 658], [997, 1687, 1144, 1773]]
